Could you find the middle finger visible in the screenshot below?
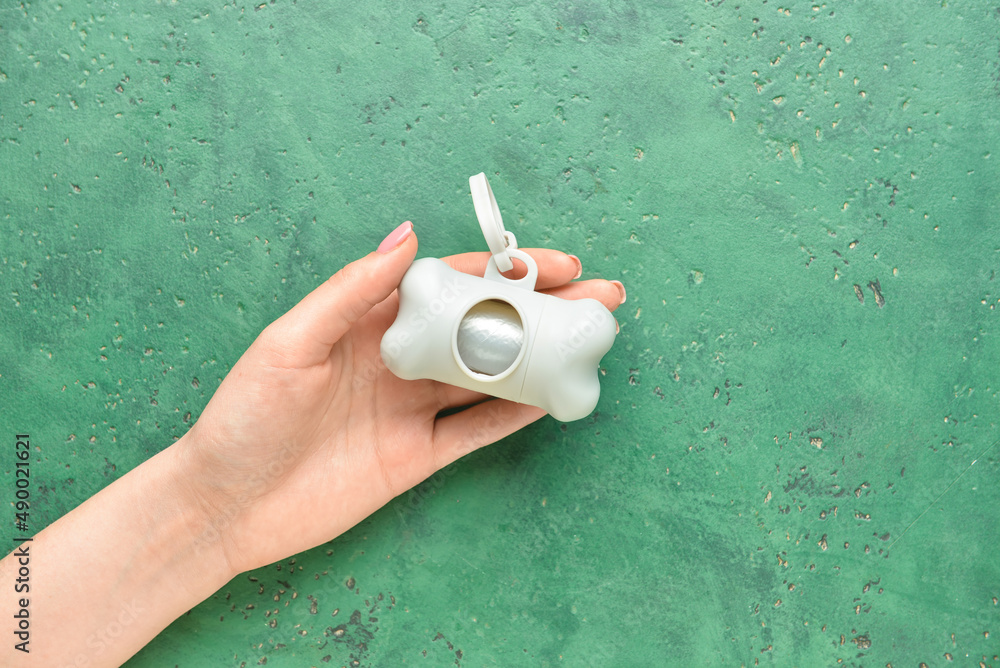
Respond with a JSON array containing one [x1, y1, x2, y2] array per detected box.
[[442, 248, 581, 290]]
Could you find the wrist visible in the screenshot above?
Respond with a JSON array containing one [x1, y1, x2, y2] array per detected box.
[[155, 433, 243, 585]]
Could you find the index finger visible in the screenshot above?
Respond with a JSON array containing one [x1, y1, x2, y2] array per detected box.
[[441, 248, 581, 290]]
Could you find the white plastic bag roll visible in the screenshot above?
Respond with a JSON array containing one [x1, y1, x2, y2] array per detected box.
[[456, 299, 524, 376]]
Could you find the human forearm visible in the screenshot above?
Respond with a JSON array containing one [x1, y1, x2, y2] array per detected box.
[[0, 233, 623, 665], [0, 435, 235, 666]]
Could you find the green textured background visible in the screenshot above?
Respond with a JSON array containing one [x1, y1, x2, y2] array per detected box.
[[2, 0, 999, 666]]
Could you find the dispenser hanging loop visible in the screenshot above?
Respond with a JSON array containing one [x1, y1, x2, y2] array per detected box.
[[469, 172, 515, 272]]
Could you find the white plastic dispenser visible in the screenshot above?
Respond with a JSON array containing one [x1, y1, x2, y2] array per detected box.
[[380, 174, 617, 422]]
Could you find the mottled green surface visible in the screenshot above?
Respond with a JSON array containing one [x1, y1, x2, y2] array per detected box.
[[2, 0, 1000, 666]]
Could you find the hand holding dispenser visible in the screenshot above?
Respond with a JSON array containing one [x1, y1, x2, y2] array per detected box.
[[380, 174, 617, 422]]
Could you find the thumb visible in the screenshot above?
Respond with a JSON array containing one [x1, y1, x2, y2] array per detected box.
[[268, 221, 418, 363]]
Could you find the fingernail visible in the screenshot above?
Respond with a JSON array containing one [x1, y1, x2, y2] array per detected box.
[[377, 221, 413, 254], [615, 318, 620, 334], [568, 254, 582, 280], [611, 280, 627, 304]]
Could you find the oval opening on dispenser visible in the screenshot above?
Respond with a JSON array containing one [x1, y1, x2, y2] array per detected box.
[[455, 299, 524, 377]]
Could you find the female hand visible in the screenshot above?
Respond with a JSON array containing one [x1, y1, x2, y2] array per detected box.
[[177, 221, 626, 574], [1, 220, 625, 667]]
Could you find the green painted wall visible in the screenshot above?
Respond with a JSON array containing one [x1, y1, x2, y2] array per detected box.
[[2, 0, 999, 665]]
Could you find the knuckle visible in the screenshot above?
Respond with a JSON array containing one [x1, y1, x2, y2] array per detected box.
[[333, 258, 365, 287]]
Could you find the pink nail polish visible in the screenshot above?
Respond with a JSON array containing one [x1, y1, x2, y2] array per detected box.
[[378, 221, 413, 254], [611, 280, 626, 304], [568, 254, 582, 280]]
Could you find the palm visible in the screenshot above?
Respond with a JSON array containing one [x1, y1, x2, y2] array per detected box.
[[182, 241, 622, 573]]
